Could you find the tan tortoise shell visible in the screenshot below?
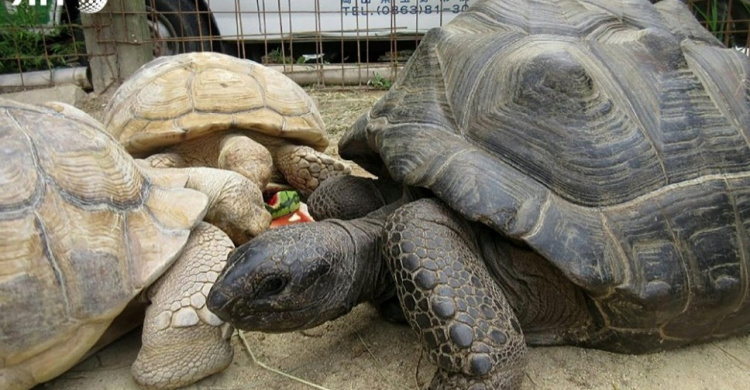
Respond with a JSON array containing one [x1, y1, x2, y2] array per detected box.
[[0, 98, 208, 381], [103, 52, 329, 156]]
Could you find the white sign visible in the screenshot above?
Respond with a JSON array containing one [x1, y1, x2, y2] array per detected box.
[[210, 0, 473, 41], [11, 0, 64, 6], [10, 0, 108, 14]]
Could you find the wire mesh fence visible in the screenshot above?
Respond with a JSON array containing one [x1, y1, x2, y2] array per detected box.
[[0, 0, 748, 91]]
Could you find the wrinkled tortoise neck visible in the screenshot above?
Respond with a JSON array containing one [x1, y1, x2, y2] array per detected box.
[[329, 202, 404, 306]]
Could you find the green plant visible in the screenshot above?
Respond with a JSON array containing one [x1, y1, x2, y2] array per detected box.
[[0, 2, 83, 74], [263, 47, 293, 64], [693, 0, 729, 41], [368, 72, 392, 90], [690, 0, 750, 46]]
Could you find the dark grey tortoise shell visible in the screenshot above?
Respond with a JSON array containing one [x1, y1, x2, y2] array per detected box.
[[341, 0, 750, 350]]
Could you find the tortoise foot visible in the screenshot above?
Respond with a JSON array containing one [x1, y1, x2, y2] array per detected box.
[[275, 145, 350, 197]]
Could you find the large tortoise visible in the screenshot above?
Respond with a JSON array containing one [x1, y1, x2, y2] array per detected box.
[[207, 0, 750, 389], [103, 52, 350, 201], [0, 98, 266, 389]]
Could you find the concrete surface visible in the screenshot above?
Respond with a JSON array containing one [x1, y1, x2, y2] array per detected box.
[[1, 84, 88, 106]]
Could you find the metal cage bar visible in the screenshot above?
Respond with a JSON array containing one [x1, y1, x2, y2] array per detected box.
[[0, 0, 748, 90]]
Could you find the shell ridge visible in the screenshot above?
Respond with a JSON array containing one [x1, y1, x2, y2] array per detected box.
[[651, 190, 693, 321], [594, 177, 749, 337], [168, 105, 314, 118], [186, 69, 197, 117], [141, 189, 203, 233], [604, 171, 750, 212], [454, 32, 525, 133], [31, 209, 71, 318], [432, 40, 462, 137], [121, 119, 151, 152], [248, 69, 268, 110], [30, 179, 145, 211], [126, 199, 196, 290], [521, 191, 552, 240], [405, 147, 473, 188], [639, 40, 749, 183], [452, 34, 671, 205], [599, 210, 631, 295], [722, 178, 750, 317], [121, 210, 138, 298]]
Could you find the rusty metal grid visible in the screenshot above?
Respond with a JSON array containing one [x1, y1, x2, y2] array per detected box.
[[0, 0, 748, 91]]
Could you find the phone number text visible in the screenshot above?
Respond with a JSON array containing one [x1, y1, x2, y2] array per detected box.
[[342, 4, 470, 16]]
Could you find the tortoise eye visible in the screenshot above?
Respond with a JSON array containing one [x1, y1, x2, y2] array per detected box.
[[256, 276, 287, 298]]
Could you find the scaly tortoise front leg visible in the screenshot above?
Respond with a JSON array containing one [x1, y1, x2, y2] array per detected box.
[[383, 199, 527, 390], [132, 163, 277, 388], [132, 222, 234, 389]]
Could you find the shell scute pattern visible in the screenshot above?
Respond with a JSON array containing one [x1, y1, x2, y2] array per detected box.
[[0, 213, 64, 357], [0, 100, 204, 369], [104, 52, 328, 156], [351, 0, 750, 208], [10, 103, 145, 209]]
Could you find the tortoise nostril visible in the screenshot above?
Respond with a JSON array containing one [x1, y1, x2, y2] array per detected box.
[[207, 288, 231, 313]]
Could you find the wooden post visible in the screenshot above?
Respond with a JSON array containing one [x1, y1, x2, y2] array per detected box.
[[81, 0, 153, 93]]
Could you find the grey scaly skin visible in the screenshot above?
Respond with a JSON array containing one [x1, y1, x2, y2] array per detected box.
[[208, 176, 592, 389], [208, 187, 398, 332]]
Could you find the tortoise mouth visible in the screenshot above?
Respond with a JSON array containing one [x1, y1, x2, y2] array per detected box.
[[208, 288, 327, 332], [235, 309, 324, 333]]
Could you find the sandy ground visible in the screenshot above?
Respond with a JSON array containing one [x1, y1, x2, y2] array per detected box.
[[39, 305, 750, 390], [27, 88, 750, 390]]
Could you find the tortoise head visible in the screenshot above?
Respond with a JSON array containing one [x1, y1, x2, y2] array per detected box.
[[207, 221, 361, 332]]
